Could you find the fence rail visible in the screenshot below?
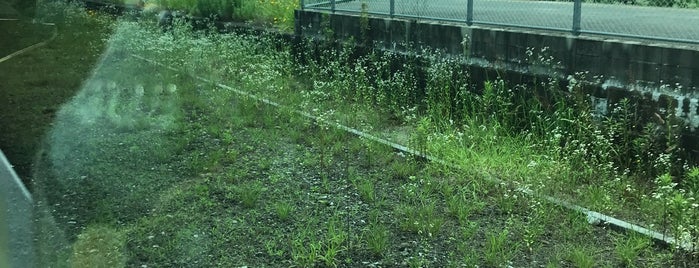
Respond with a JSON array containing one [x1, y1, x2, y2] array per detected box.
[[301, 0, 699, 45]]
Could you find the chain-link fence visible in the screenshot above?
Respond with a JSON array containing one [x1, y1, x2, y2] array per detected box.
[[301, 0, 699, 45]]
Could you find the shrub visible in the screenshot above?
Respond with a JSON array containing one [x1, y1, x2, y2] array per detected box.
[[153, 0, 297, 30]]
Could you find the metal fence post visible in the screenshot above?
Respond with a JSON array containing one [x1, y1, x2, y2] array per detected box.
[[466, 0, 473, 25], [300, 0, 304, 10], [572, 0, 581, 36], [390, 0, 395, 17], [331, 0, 336, 13]]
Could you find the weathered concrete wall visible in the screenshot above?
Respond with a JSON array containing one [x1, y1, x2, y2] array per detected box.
[[295, 9, 699, 155], [295, 10, 699, 91]]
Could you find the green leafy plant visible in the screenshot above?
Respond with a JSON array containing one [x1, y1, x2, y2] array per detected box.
[[359, 0, 370, 46], [521, 200, 549, 253], [321, 219, 347, 266], [446, 190, 484, 224], [264, 240, 285, 258], [235, 181, 265, 208], [70, 225, 126, 268], [356, 178, 377, 204], [566, 247, 596, 268], [364, 222, 390, 256], [615, 233, 650, 267], [396, 200, 444, 237], [484, 229, 514, 267], [273, 201, 294, 221], [291, 227, 321, 267]]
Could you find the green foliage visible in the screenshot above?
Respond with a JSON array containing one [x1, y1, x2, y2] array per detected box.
[[235, 181, 265, 208], [364, 222, 390, 256], [153, 0, 296, 30], [356, 178, 377, 204], [70, 225, 126, 268], [273, 201, 294, 221], [407, 255, 428, 268], [652, 169, 699, 251], [566, 247, 596, 268], [35, 0, 92, 23], [389, 158, 421, 181], [521, 200, 549, 253], [128, 216, 212, 265], [685, 167, 699, 194], [642, 0, 698, 8], [290, 217, 347, 267], [445, 189, 485, 224], [615, 233, 650, 267], [27, 6, 699, 267], [484, 229, 515, 267], [155, 0, 238, 19], [396, 200, 444, 237], [359, 0, 370, 46], [454, 221, 480, 265]]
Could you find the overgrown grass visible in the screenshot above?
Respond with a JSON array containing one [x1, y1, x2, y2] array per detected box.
[[15, 2, 699, 267], [151, 0, 297, 30], [70, 225, 126, 268], [118, 11, 697, 262]]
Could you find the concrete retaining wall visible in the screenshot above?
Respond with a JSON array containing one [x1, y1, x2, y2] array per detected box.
[[295, 9, 699, 155], [295, 10, 699, 91]]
